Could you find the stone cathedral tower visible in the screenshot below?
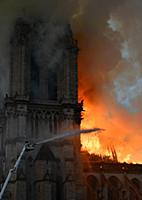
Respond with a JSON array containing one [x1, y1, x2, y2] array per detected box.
[[0, 17, 84, 200]]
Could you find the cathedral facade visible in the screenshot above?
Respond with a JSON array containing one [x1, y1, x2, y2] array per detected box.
[[0, 17, 84, 200], [0, 17, 142, 200]]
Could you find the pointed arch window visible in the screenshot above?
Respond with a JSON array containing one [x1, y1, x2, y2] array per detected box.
[[47, 68, 57, 101]]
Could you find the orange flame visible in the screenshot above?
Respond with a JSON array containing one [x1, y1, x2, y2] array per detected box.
[[77, 36, 142, 164], [80, 96, 142, 164]]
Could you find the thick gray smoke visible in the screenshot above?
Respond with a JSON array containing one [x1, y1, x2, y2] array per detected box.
[[76, 0, 142, 162], [107, 1, 142, 113], [33, 22, 69, 69], [0, 0, 121, 105], [0, 0, 78, 106], [0, 0, 142, 161], [75, 0, 142, 114]]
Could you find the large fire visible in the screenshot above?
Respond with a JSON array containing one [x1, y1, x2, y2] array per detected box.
[[71, 0, 142, 165], [76, 6, 142, 163], [78, 54, 142, 164], [80, 95, 142, 164]]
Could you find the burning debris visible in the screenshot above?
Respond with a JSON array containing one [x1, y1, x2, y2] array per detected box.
[[81, 145, 119, 164]]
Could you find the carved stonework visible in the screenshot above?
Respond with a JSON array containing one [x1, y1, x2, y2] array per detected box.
[[0, 17, 83, 200]]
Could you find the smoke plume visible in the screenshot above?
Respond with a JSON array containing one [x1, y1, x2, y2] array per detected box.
[[0, 0, 78, 105], [0, 0, 142, 162], [76, 0, 142, 163]]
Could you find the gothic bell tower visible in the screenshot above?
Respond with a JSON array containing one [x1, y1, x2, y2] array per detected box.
[[6, 17, 81, 139], [3, 17, 83, 200]]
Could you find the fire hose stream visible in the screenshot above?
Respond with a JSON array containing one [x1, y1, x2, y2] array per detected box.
[[0, 128, 103, 200]]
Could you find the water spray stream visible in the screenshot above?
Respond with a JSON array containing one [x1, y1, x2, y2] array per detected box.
[[0, 127, 103, 199], [35, 128, 104, 145]]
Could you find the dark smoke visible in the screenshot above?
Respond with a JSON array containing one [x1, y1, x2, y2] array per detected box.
[[0, 0, 142, 161], [76, 0, 142, 162], [0, 0, 123, 103], [0, 0, 78, 106]]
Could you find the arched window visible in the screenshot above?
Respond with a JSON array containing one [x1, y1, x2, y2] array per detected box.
[[131, 178, 141, 191], [87, 175, 100, 200], [108, 176, 122, 200], [30, 53, 40, 98], [47, 68, 57, 101], [129, 178, 141, 200]]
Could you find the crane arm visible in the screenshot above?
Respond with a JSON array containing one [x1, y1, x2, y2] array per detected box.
[[0, 143, 34, 200], [0, 128, 103, 199]]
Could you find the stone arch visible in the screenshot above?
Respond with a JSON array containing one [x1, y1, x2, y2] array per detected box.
[[129, 178, 142, 200], [131, 178, 141, 191], [108, 176, 122, 200], [86, 175, 101, 200], [109, 176, 122, 188]]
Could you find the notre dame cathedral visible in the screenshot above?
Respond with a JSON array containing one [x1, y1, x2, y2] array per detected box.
[[0, 16, 142, 200], [0, 17, 84, 200]]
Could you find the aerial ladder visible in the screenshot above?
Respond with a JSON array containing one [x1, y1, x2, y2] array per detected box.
[[0, 128, 102, 200]]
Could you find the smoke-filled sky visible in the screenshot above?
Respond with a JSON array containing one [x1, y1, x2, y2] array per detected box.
[[0, 0, 142, 162], [77, 0, 142, 162]]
